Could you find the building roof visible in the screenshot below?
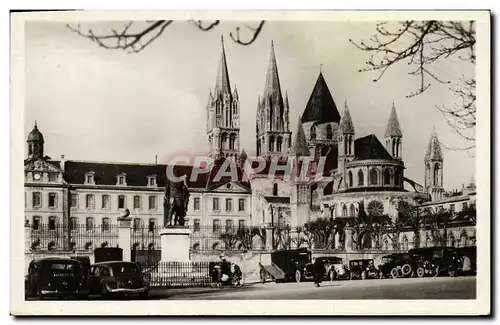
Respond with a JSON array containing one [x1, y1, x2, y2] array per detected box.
[[384, 102, 403, 137], [264, 196, 290, 204], [354, 134, 393, 161], [425, 126, 443, 161], [291, 121, 310, 156], [214, 36, 231, 96], [27, 122, 44, 143], [301, 72, 341, 123], [339, 100, 355, 134]]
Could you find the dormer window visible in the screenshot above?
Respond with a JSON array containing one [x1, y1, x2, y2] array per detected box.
[[117, 173, 127, 186], [148, 175, 157, 187], [85, 172, 95, 185]]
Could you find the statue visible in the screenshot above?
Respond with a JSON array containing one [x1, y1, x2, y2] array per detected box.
[[163, 176, 190, 227]]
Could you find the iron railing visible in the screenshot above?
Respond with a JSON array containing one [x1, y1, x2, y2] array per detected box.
[[140, 261, 214, 288]]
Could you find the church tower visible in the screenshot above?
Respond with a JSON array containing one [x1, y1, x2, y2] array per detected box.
[[424, 126, 444, 201], [256, 41, 291, 160], [384, 102, 403, 160], [206, 36, 240, 161], [27, 121, 44, 160], [337, 100, 355, 182]]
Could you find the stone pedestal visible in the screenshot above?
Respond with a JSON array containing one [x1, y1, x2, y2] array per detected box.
[[118, 217, 132, 261], [159, 226, 191, 262]]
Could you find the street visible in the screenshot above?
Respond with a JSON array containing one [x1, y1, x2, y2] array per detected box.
[[151, 276, 476, 300]]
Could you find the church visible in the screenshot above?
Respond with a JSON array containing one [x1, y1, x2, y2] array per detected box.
[[24, 37, 474, 251]]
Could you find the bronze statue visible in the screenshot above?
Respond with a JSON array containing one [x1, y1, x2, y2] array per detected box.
[[163, 177, 190, 227]]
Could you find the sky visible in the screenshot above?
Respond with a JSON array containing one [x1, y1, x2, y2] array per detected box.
[[24, 20, 476, 190]]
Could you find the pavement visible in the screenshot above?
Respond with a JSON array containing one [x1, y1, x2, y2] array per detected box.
[[149, 276, 476, 300]]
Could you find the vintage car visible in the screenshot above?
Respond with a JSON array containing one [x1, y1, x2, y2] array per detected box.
[[455, 246, 477, 275], [88, 261, 149, 299], [408, 246, 462, 277], [349, 259, 379, 280], [377, 253, 415, 279], [259, 248, 312, 283], [301, 256, 348, 281], [25, 257, 89, 299]]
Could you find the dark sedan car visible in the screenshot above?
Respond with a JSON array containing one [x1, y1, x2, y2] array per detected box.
[[88, 261, 149, 299], [25, 257, 89, 300]]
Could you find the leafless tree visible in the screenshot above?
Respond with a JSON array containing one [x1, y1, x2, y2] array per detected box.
[[67, 20, 266, 53], [350, 21, 476, 145]]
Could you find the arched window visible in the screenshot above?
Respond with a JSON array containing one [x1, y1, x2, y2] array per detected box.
[[460, 232, 468, 247], [358, 170, 364, 186], [384, 168, 392, 185], [434, 163, 440, 186], [403, 236, 409, 250], [216, 101, 221, 115], [426, 237, 431, 248], [394, 167, 401, 186], [349, 204, 356, 217], [269, 136, 275, 152], [232, 103, 237, 115], [449, 235, 456, 247], [344, 136, 348, 155], [326, 124, 333, 140], [370, 169, 379, 185], [229, 134, 236, 150], [331, 204, 336, 218], [221, 133, 228, 150], [310, 125, 316, 140], [273, 183, 278, 196], [342, 205, 348, 217], [392, 139, 396, 156], [348, 171, 353, 187], [276, 137, 282, 152]]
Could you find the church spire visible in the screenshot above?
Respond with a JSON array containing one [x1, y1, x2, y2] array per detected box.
[[425, 125, 443, 161], [385, 101, 403, 137], [263, 40, 283, 101], [215, 35, 231, 96], [339, 99, 355, 134], [292, 121, 310, 157]]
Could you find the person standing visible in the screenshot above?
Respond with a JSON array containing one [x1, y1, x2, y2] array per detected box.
[[313, 257, 325, 287]]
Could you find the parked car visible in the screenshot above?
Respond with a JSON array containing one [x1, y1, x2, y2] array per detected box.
[[301, 256, 347, 281], [259, 248, 312, 283], [408, 246, 462, 277], [349, 259, 378, 280], [377, 253, 415, 279], [25, 257, 89, 300], [88, 261, 149, 299], [455, 246, 477, 275]]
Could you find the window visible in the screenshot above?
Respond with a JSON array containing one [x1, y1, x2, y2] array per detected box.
[[148, 196, 156, 210], [384, 168, 392, 185], [102, 195, 110, 209], [369, 169, 378, 185], [460, 232, 468, 247], [48, 193, 57, 208], [310, 125, 316, 140], [348, 171, 353, 187], [238, 199, 245, 212], [148, 219, 156, 232], [194, 219, 201, 232], [101, 218, 110, 232], [394, 167, 402, 186], [48, 216, 57, 231], [358, 170, 364, 186], [70, 194, 78, 208], [225, 219, 234, 232], [342, 205, 348, 217], [269, 135, 275, 152], [450, 204, 455, 213], [213, 198, 220, 211], [238, 220, 246, 230], [86, 217, 94, 231], [32, 192, 41, 208], [433, 163, 440, 186], [349, 204, 356, 217], [276, 137, 282, 152], [70, 217, 78, 231], [32, 216, 41, 230], [325, 124, 333, 140], [86, 194, 95, 209], [148, 176, 156, 186], [118, 195, 126, 209], [225, 198, 232, 211], [193, 197, 200, 211], [437, 205, 444, 213], [133, 218, 142, 231], [273, 183, 278, 196], [449, 235, 456, 247], [85, 173, 94, 184], [462, 202, 468, 210], [213, 219, 221, 232], [133, 196, 141, 209], [49, 173, 57, 182]]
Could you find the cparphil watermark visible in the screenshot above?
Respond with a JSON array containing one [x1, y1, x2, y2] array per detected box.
[[164, 155, 328, 183]]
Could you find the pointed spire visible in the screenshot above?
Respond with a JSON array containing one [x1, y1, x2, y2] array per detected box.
[[233, 84, 238, 99], [284, 91, 289, 108], [384, 101, 403, 137], [425, 125, 443, 161], [292, 121, 310, 157], [339, 99, 355, 134], [215, 35, 231, 96], [263, 40, 283, 101], [34, 120, 38, 129], [301, 72, 341, 123], [240, 148, 247, 160]]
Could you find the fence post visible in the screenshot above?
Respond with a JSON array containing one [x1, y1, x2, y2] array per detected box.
[[118, 214, 132, 262]]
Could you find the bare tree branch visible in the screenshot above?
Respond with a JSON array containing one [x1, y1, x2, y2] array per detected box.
[[229, 21, 266, 45], [350, 20, 476, 144]]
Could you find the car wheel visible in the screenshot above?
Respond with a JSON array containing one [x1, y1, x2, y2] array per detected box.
[[361, 271, 367, 280], [295, 270, 302, 283], [402, 264, 412, 277], [416, 267, 425, 278], [390, 268, 399, 279], [100, 284, 110, 299]]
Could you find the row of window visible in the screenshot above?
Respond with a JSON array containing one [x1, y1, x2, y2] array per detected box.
[[192, 219, 247, 233], [71, 194, 159, 210], [434, 202, 468, 213], [28, 172, 58, 182], [310, 124, 334, 141], [84, 173, 157, 187], [211, 197, 246, 212], [346, 167, 403, 188], [29, 192, 58, 208]]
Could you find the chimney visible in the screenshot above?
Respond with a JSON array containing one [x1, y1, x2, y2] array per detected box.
[[60, 154, 65, 171], [155, 154, 158, 165]]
